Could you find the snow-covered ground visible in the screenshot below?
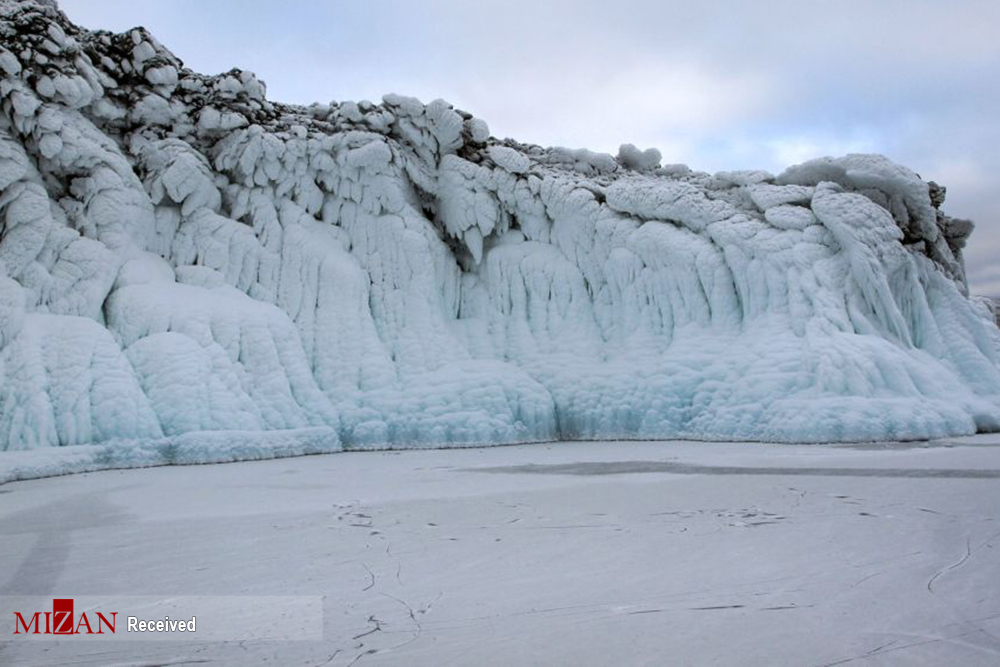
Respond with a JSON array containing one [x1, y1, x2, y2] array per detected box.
[[2, 437, 999, 665]]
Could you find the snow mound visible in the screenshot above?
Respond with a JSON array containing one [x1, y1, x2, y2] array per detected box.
[[0, 0, 998, 473]]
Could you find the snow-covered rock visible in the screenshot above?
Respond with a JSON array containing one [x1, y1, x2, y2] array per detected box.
[[0, 0, 998, 464]]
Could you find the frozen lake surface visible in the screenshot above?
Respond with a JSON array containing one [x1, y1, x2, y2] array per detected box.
[[2, 437, 1000, 665]]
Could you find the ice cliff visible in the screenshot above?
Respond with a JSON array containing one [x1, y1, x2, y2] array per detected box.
[[1, 0, 999, 466]]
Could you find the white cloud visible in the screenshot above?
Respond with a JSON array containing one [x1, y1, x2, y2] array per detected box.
[[764, 135, 879, 171], [456, 60, 778, 156]]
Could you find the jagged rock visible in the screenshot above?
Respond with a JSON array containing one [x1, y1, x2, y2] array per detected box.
[[0, 0, 998, 461]]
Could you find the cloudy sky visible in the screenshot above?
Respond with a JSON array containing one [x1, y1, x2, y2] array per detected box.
[[60, 0, 1000, 295]]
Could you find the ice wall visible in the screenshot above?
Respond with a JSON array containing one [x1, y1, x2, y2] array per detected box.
[[0, 0, 998, 461]]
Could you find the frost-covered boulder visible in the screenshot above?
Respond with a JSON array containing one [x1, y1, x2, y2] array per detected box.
[[0, 0, 998, 467]]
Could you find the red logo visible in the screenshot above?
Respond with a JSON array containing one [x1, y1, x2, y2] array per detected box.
[[13, 599, 117, 635]]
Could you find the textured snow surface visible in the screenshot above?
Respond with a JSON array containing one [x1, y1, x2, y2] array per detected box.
[[4, 438, 1000, 665], [0, 0, 998, 460]]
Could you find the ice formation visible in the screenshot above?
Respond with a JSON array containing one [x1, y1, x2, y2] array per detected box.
[[0, 0, 998, 467]]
